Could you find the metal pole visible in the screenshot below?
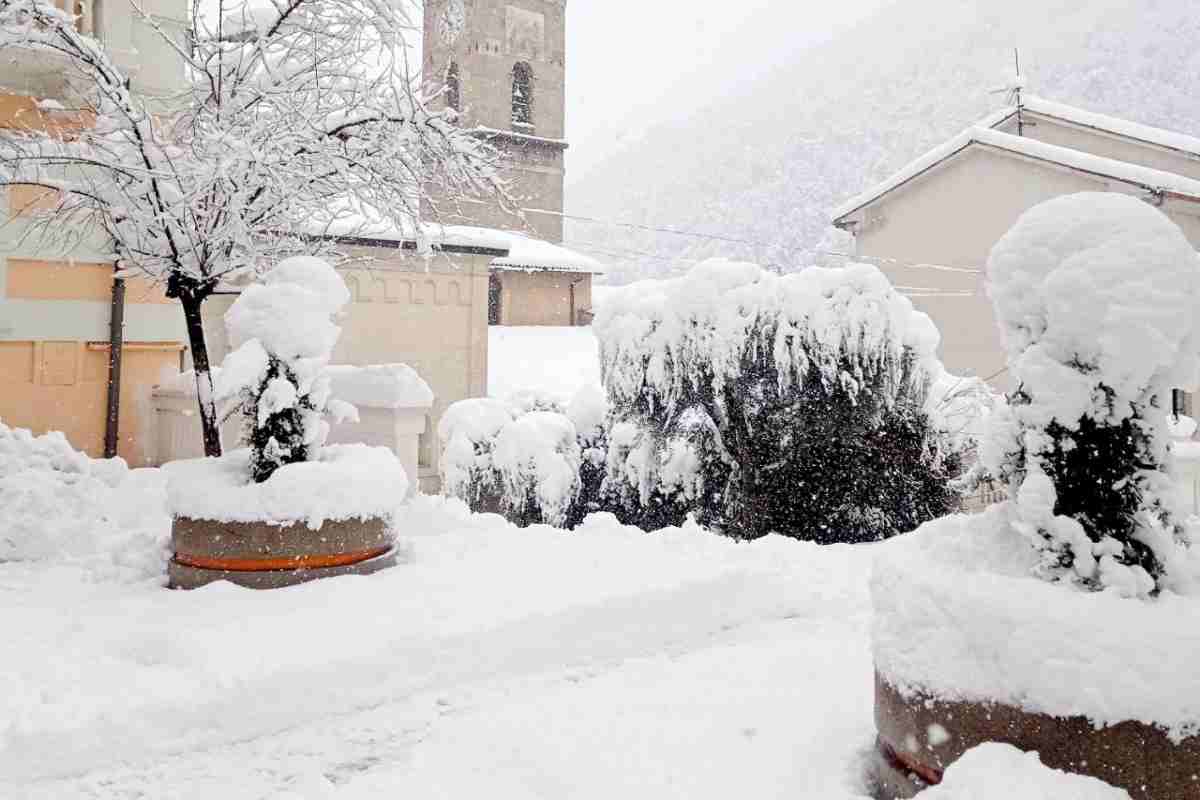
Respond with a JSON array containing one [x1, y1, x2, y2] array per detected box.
[[103, 272, 126, 458]]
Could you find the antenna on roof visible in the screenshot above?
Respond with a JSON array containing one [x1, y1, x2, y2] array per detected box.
[[1013, 48, 1025, 135], [989, 48, 1026, 135]]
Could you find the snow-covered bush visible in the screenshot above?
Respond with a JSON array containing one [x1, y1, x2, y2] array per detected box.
[[438, 398, 515, 510], [983, 192, 1200, 597], [439, 391, 593, 527], [565, 384, 612, 527], [217, 257, 357, 483], [492, 412, 582, 527], [594, 258, 962, 541]]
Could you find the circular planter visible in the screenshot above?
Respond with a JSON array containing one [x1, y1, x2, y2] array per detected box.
[[871, 671, 1200, 800], [870, 511, 1200, 800], [168, 515, 396, 590]]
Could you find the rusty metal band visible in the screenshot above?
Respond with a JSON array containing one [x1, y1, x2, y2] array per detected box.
[[877, 735, 943, 787], [172, 546, 393, 573]]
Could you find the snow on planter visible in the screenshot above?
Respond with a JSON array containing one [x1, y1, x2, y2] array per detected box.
[[870, 194, 1200, 799], [916, 743, 1130, 800], [164, 444, 406, 529], [982, 193, 1200, 596], [165, 257, 407, 589], [872, 509, 1200, 740]]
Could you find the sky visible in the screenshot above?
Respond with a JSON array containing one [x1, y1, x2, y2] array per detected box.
[[562, 0, 894, 183]]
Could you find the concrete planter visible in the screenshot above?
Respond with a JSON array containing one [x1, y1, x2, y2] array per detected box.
[[872, 672, 1200, 799], [168, 515, 396, 590]]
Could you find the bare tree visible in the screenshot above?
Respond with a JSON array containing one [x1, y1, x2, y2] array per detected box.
[[0, 0, 506, 456]]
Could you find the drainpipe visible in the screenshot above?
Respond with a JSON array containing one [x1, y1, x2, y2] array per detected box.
[[569, 276, 585, 326], [103, 268, 125, 458]]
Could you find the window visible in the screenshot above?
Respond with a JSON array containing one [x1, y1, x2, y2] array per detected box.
[[445, 61, 461, 112], [511, 61, 533, 127]]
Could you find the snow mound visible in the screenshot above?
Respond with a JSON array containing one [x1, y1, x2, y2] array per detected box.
[[164, 445, 407, 529], [0, 420, 168, 578], [594, 259, 941, 417], [917, 743, 1130, 799], [872, 508, 1200, 740]]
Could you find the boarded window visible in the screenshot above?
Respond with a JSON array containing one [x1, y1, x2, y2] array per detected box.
[[445, 61, 461, 112], [511, 61, 533, 127]]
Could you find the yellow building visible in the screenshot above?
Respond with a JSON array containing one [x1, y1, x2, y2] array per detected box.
[[0, 0, 191, 465]]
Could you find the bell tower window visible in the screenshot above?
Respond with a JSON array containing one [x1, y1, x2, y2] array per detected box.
[[511, 61, 533, 128]]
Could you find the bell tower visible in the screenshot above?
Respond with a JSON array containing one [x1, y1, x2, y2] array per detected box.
[[423, 0, 568, 243]]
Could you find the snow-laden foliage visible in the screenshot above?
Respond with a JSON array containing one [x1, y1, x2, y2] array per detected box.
[[594, 259, 962, 541], [982, 192, 1200, 597], [216, 257, 357, 483], [0, 0, 506, 456], [440, 392, 592, 528], [438, 397, 515, 508], [492, 412, 582, 528]]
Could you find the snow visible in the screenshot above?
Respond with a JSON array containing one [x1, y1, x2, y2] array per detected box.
[[492, 411, 582, 526], [833, 124, 1200, 220], [1, 474, 881, 798], [1021, 95, 1200, 159], [312, 211, 601, 274], [593, 258, 941, 419], [326, 364, 433, 410], [488, 325, 602, 405], [567, 382, 611, 441], [224, 257, 348, 361], [0, 420, 167, 576], [872, 507, 1200, 741], [918, 743, 1131, 800], [982, 192, 1200, 594], [164, 445, 407, 528]]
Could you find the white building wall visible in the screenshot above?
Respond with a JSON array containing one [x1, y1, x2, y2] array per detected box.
[[998, 114, 1200, 183], [848, 147, 1200, 389]]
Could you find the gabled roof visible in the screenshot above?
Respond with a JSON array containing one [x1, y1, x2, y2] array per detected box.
[[1016, 96, 1200, 159], [832, 121, 1200, 223]]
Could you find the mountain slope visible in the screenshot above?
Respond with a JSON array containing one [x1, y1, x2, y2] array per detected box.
[[567, 0, 1200, 283]]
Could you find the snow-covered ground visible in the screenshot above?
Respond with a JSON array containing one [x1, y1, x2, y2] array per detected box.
[[488, 326, 601, 404], [2, 473, 878, 798]]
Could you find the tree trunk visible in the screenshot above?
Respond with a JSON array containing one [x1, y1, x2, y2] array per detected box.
[[179, 290, 223, 458]]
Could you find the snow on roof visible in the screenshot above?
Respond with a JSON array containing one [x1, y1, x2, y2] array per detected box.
[[1019, 95, 1200, 158], [312, 213, 602, 274], [474, 228, 604, 274], [832, 124, 1200, 221]]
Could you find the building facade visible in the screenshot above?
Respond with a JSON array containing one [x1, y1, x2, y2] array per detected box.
[[422, 0, 600, 325], [0, 0, 190, 465], [832, 98, 1200, 394]]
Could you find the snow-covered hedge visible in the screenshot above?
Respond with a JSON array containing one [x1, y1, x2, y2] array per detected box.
[[983, 193, 1200, 596], [593, 258, 965, 541], [438, 395, 584, 527]]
